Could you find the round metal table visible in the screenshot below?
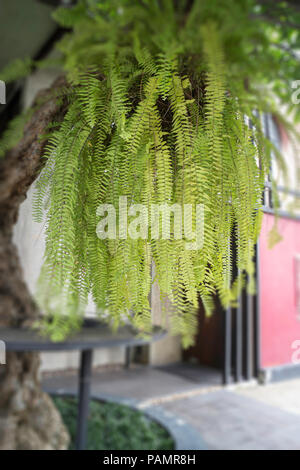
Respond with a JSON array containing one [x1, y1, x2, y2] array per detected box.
[[0, 320, 165, 450]]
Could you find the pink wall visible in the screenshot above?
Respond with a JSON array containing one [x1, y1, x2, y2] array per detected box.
[[259, 213, 300, 368]]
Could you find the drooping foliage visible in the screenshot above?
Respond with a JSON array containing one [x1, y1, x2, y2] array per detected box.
[[1, 0, 299, 344]]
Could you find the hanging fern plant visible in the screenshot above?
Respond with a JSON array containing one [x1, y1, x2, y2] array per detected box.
[[1, 0, 299, 345]]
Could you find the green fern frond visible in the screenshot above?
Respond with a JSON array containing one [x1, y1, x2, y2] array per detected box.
[[2, 1, 297, 345]]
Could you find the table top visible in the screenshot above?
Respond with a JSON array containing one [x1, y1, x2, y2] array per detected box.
[[0, 319, 165, 352]]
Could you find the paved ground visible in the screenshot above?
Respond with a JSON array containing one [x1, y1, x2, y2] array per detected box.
[[162, 389, 300, 450], [236, 378, 300, 416], [43, 364, 300, 450]]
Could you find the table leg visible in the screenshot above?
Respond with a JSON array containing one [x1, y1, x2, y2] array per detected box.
[[75, 349, 93, 450], [125, 346, 131, 368]]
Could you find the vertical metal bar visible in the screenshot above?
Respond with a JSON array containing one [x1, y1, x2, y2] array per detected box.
[[76, 349, 93, 450], [246, 286, 253, 381], [223, 237, 232, 385], [223, 306, 232, 385], [254, 242, 261, 378], [235, 293, 243, 382], [234, 265, 243, 383]]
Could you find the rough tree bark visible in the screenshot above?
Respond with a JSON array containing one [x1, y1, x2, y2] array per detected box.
[[0, 77, 70, 449]]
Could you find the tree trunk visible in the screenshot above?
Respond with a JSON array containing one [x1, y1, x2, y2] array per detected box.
[[0, 77, 70, 449]]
